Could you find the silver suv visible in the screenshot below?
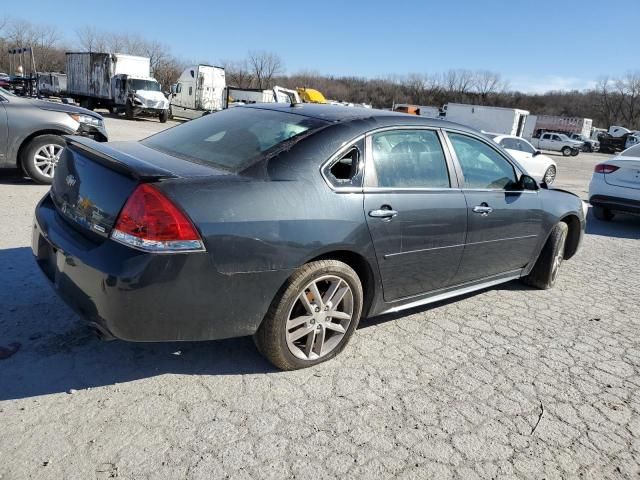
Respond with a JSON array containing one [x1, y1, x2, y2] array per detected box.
[[0, 87, 108, 184]]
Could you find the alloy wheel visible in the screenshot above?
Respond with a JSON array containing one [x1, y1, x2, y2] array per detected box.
[[551, 231, 567, 282], [33, 144, 63, 178], [285, 275, 354, 361], [544, 166, 556, 184]]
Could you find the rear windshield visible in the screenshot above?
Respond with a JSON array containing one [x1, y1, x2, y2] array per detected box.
[[142, 107, 328, 172], [621, 144, 640, 157]]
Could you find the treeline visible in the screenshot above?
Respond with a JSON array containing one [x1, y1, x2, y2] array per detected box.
[[2, 16, 640, 129]]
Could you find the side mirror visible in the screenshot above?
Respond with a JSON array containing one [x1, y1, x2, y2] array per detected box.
[[532, 150, 541, 156], [519, 174, 539, 191]]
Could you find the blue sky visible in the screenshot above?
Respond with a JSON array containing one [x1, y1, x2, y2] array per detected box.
[[5, 0, 638, 93]]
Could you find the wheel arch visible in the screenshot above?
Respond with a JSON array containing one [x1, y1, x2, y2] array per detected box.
[[16, 129, 70, 171], [559, 213, 581, 260], [306, 250, 378, 319]]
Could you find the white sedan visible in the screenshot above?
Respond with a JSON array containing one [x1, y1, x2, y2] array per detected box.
[[588, 144, 640, 221], [486, 134, 557, 184]]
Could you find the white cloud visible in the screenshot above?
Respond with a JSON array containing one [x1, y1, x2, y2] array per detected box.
[[507, 75, 597, 94]]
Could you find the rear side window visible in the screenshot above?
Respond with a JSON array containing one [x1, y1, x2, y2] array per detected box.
[[142, 107, 328, 172], [448, 133, 517, 190], [370, 129, 450, 188]]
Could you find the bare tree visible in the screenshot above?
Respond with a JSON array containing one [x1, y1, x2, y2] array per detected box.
[[247, 50, 283, 89], [222, 59, 254, 88], [473, 70, 503, 103]]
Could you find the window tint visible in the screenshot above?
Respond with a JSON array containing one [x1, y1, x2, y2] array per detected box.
[[542, 134, 551, 140], [370, 130, 450, 188], [142, 107, 328, 172], [622, 144, 640, 157], [448, 133, 518, 190]]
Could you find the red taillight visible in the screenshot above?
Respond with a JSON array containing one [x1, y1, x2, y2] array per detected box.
[[111, 184, 204, 252], [594, 163, 620, 174]]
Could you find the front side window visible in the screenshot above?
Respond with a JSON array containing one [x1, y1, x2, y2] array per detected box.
[[142, 107, 328, 172], [370, 129, 450, 188], [516, 139, 536, 154], [448, 132, 518, 190], [499, 138, 518, 150]]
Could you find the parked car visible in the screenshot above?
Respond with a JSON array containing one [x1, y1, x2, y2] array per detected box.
[[588, 144, 640, 220], [568, 133, 599, 152], [0, 87, 107, 184], [32, 105, 585, 369], [485, 133, 557, 184], [531, 132, 583, 156]]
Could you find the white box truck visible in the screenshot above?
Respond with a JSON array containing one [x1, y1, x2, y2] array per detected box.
[[169, 65, 226, 120], [66, 52, 169, 122], [442, 103, 530, 136]]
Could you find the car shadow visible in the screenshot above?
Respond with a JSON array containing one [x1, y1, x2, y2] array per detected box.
[[0, 247, 276, 401], [585, 207, 640, 240], [0, 169, 37, 185]]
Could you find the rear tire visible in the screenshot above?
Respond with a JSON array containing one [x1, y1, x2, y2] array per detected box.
[[254, 260, 363, 370], [592, 205, 614, 221], [159, 109, 168, 123], [21, 134, 66, 185], [521, 222, 568, 290], [561, 146, 572, 156]]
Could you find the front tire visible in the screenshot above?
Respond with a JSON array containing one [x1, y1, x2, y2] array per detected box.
[[21, 134, 66, 185], [159, 109, 169, 123], [521, 222, 568, 290], [125, 101, 134, 120], [592, 205, 614, 221], [570, 148, 579, 156], [543, 165, 556, 185], [561, 146, 572, 156], [254, 260, 363, 370]]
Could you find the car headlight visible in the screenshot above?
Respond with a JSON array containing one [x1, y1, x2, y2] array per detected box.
[[68, 113, 103, 128]]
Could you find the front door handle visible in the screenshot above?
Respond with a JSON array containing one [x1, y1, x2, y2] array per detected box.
[[369, 207, 398, 219], [472, 203, 493, 215]]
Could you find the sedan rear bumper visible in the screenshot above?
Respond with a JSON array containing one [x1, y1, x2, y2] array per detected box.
[[32, 194, 291, 342], [590, 194, 640, 215]]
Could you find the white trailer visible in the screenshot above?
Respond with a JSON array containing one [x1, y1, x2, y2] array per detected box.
[[169, 65, 226, 120], [442, 103, 530, 136], [227, 86, 300, 107], [533, 115, 593, 138], [66, 52, 169, 122]]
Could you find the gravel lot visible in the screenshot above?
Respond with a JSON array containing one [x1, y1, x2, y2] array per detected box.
[[1, 116, 639, 479]]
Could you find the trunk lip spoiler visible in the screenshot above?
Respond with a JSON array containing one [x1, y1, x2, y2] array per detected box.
[[64, 135, 178, 181]]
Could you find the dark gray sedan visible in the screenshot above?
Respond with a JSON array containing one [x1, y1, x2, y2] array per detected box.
[[32, 105, 585, 369], [0, 87, 107, 184]]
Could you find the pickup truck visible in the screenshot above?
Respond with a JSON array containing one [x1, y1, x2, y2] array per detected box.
[[530, 132, 583, 156], [568, 133, 600, 152]]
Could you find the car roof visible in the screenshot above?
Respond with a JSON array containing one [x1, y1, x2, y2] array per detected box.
[[239, 103, 476, 132]]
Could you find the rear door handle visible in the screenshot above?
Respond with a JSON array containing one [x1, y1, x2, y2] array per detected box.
[[472, 204, 493, 215], [369, 208, 398, 219]]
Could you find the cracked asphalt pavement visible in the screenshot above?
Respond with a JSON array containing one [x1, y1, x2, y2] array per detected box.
[[0, 118, 638, 479]]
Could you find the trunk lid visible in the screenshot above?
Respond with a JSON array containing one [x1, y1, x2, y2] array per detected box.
[[50, 136, 224, 238], [604, 157, 640, 190]]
